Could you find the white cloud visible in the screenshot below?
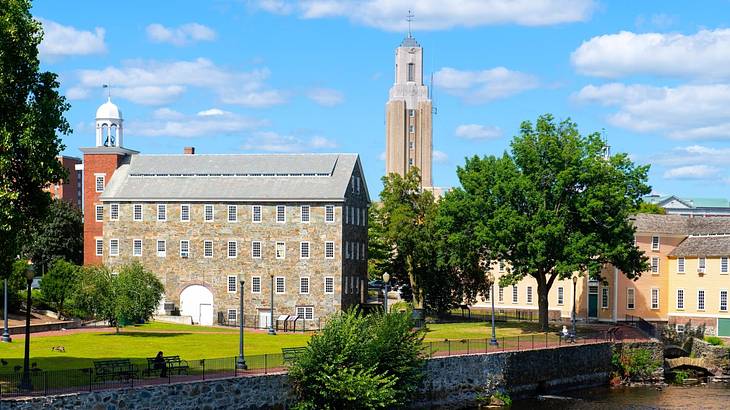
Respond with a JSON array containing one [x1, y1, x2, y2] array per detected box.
[[128, 110, 267, 138], [197, 108, 228, 116], [434, 67, 538, 104], [574, 83, 730, 140], [572, 29, 730, 79], [252, 0, 595, 30], [378, 151, 386, 161], [454, 124, 502, 140], [38, 18, 106, 59], [663, 165, 720, 180], [146, 23, 216, 46], [307, 88, 344, 107], [240, 131, 337, 152], [70, 58, 286, 107], [652, 145, 730, 170], [433, 150, 449, 163]]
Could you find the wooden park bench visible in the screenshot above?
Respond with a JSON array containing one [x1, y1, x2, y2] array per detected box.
[[282, 347, 307, 365], [143, 355, 190, 377], [93, 359, 138, 382]]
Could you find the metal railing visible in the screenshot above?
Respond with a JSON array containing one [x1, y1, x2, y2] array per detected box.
[[0, 332, 612, 399], [625, 314, 659, 338]]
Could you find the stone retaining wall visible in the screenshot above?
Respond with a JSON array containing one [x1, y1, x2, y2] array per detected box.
[[3, 343, 614, 410], [691, 338, 729, 364]]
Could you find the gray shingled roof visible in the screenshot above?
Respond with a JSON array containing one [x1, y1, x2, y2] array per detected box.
[[100, 153, 368, 202], [632, 213, 730, 235], [670, 236, 730, 257]]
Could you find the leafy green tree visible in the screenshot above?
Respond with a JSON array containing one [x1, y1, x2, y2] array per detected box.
[[289, 309, 424, 409], [23, 199, 83, 273], [366, 205, 390, 281], [0, 0, 71, 282], [445, 114, 650, 330], [72, 262, 164, 332], [636, 202, 665, 215], [375, 169, 438, 316], [39, 259, 79, 317]]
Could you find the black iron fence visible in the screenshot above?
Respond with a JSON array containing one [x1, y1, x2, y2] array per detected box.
[[217, 313, 323, 332], [625, 314, 659, 338], [0, 332, 613, 399]]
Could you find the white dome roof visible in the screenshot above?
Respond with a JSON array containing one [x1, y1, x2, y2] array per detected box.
[[96, 98, 122, 119]]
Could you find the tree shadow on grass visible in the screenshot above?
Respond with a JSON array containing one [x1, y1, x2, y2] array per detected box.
[[99, 332, 189, 338]]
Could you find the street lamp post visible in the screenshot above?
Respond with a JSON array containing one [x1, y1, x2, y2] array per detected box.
[[571, 276, 578, 342], [382, 272, 390, 313], [19, 262, 34, 391], [237, 274, 247, 370], [487, 273, 498, 346], [2, 278, 11, 343], [268, 275, 276, 335]]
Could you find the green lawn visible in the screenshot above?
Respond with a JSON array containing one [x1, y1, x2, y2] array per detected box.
[[0, 320, 566, 372]]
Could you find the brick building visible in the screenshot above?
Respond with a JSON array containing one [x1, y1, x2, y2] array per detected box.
[[81, 98, 370, 329], [45, 155, 83, 208]]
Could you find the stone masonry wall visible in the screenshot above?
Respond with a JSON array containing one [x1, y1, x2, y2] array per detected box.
[[3, 343, 614, 410]]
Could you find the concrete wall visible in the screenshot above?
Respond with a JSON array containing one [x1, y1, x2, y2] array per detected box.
[[3, 343, 614, 410]]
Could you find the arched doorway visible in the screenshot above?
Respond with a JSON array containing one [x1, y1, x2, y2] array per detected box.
[[180, 285, 214, 326]]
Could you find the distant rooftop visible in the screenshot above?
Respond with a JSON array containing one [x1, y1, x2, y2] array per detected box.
[[643, 195, 730, 209]]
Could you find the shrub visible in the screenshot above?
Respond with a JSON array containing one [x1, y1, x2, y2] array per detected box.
[[289, 308, 425, 409], [612, 348, 661, 381], [705, 336, 724, 346], [672, 370, 689, 384]]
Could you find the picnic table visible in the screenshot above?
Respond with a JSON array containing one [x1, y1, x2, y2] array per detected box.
[[93, 359, 138, 382]]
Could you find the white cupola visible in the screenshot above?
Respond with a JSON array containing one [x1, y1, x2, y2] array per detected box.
[[95, 97, 123, 147]]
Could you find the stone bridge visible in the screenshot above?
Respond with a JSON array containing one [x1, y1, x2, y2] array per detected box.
[[665, 357, 717, 375]]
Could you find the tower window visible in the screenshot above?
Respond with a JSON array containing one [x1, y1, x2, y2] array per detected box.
[[409, 141, 414, 149], [409, 125, 415, 133], [95, 175, 105, 192], [407, 63, 415, 82], [408, 109, 415, 117], [408, 158, 414, 166]]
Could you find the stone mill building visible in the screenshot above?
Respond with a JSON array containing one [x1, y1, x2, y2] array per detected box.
[[79, 98, 370, 329]]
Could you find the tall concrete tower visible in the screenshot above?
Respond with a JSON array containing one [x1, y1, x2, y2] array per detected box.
[[385, 33, 433, 189]]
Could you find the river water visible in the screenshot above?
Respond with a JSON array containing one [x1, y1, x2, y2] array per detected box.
[[512, 384, 730, 409]]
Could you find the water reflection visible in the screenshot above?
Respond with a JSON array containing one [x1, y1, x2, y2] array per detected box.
[[512, 384, 730, 410]]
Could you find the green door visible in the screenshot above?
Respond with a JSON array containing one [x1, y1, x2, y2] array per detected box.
[[718, 318, 730, 336], [588, 294, 598, 317]]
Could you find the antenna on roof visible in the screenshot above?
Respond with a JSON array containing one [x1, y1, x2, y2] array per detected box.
[[601, 129, 611, 160], [102, 84, 111, 100], [406, 10, 415, 38]]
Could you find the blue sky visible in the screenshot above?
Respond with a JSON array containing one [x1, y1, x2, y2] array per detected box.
[[33, 0, 730, 198]]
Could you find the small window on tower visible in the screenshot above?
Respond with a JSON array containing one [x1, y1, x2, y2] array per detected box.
[[407, 63, 415, 82], [408, 158, 414, 166], [408, 109, 415, 117], [409, 125, 415, 133], [409, 141, 414, 150]]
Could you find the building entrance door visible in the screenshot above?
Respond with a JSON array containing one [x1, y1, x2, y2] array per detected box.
[[199, 303, 213, 326], [588, 285, 598, 318], [258, 310, 271, 329], [180, 285, 214, 326]]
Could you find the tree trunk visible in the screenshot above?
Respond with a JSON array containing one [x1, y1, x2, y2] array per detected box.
[[406, 254, 423, 309], [536, 274, 550, 332]]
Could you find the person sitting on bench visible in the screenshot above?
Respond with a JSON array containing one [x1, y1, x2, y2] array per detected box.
[[154, 351, 167, 378]]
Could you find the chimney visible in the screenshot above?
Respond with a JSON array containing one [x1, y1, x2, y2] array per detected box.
[[184, 147, 195, 155]]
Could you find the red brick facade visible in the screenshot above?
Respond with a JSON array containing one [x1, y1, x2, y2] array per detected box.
[[46, 156, 82, 208]]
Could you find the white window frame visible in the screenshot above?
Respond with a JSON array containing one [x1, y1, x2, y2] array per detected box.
[[300, 241, 310, 259], [227, 275, 237, 293], [300, 277, 310, 294], [228, 241, 238, 258], [109, 239, 119, 256], [228, 205, 237, 222], [722, 257, 729, 274], [498, 286, 504, 302], [180, 204, 191, 222], [651, 257, 659, 274], [698, 289, 705, 311], [180, 240, 190, 258], [526, 286, 533, 304], [627, 288, 635, 310], [251, 276, 261, 293], [95, 239, 103, 256], [110, 203, 119, 221], [95, 205, 104, 222], [275, 276, 285, 294], [557, 286, 564, 305], [325, 205, 335, 223], [157, 240, 166, 257], [133, 239, 142, 257], [252, 241, 262, 259], [678, 257, 685, 273], [651, 288, 659, 310], [677, 288, 685, 310], [252, 205, 262, 223], [203, 240, 213, 258], [133, 203, 143, 221], [275, 241, 285, 259], [296, 306, 314, 321], [651, 236, 660, 251], [204, 204, 214, 222], [324, 277, 334, 294], [227, 309, 237, 323], [325, 241, 334, 259], [157, 204, 167, 221], [602, 287, 609, 309], [721, 290, 728, 312], [276, 205, 286, 223], [699, 257, 707, 270], [301, 205, 310, 223], [512, 286, 518, 304], [95, 175, 105, 192]]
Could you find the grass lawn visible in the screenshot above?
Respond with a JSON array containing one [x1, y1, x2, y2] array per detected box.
[[0, 322, 310, 371], [0, 320, 570, 372]]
